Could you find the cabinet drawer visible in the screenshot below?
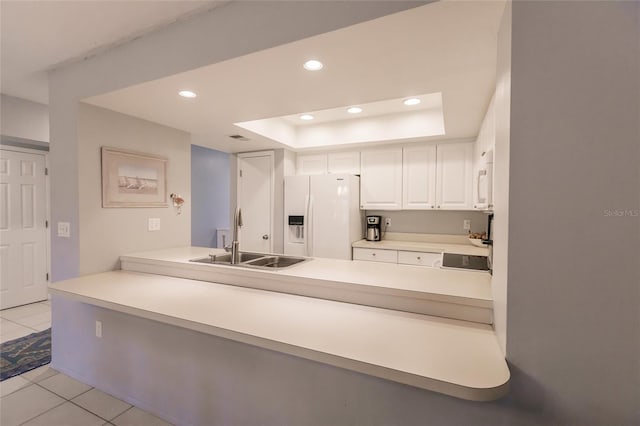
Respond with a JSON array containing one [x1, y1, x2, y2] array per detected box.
[[397, 251, 442, 267], [353, 248, 398, 263]]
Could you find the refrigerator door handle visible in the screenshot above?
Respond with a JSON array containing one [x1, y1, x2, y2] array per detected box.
[[307, 195, 314, 257], [304, 194, 310, 256]]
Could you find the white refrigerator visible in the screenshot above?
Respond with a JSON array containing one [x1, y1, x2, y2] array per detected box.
[[284, 174, 363, 260]]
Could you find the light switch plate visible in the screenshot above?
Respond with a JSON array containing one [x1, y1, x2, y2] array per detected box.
[[148, 218, 161, 231], [463, 219, 471, 230], [57, 222, 70, 238]]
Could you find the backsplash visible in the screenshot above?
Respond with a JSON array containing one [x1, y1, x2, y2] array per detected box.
[[365, 210, 488, 235]]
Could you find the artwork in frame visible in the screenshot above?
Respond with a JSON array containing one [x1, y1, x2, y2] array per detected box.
[[101, 147, 168, 208]]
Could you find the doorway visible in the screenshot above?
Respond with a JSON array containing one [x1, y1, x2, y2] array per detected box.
[[237, 151, 274, 253], [0, 147, 49, 309]]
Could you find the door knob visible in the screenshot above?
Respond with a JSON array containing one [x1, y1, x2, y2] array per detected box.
[[262, 234, 269, 240]]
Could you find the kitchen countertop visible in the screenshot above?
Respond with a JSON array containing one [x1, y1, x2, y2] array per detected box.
[[119, 247, 493, 324], [49, 270, 509, 401], [352, 233, 489, 256]]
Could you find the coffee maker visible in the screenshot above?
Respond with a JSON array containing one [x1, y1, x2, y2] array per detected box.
[[366, 216, 382, 241]]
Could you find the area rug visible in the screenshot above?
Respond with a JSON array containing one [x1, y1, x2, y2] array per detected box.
[[0, 328, 51, 381]]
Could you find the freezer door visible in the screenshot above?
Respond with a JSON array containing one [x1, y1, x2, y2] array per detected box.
[[283, 175, 310, 256]]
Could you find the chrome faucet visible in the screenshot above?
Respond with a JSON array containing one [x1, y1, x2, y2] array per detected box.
[[230, 207, 242, 264]]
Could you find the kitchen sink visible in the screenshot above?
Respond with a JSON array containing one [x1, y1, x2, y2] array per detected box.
[[189, 252, 307, 269], [189, 252, 264, 265], [244, 255, 307, 269]]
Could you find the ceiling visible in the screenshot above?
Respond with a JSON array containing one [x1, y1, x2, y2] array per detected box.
[[1, 1, 504, 153], [0, 0, 226, 104], [85, 1, 505, 153]]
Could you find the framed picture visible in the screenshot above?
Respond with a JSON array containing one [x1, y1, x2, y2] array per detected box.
[[101, 147, 168, 208]]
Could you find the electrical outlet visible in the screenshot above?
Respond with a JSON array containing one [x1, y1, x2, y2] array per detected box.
[[57, 222, 70, 238], [148, 218, 161, 231], [463, 219, 471, 230], [385, 217, 392, 227], [95, 320, 102, 338]]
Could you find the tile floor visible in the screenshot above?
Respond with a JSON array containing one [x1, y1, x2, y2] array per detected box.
[[1, 301, 173, 426]]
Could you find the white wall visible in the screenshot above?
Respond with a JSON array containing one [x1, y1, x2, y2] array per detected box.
[[491, 1, 511, 354], [366, 210, 487, 235], [77, 104, 190, 275], [0, 94, 49, 142]]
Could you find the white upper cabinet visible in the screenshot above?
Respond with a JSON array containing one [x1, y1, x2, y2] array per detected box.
[[360, 148, 402, 210], [328, 152, 360, 175], [436, 142, 474, 210], [296, 154, 327, 175], [402, 145, 437, 209]]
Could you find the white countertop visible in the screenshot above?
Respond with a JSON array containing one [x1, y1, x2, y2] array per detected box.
[[120, 247, 492, 308], [352, 236, 489, 256], [49, 270, 509, 401]]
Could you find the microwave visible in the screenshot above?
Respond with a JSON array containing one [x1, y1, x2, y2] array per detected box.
[[475, 149, 494, 210]]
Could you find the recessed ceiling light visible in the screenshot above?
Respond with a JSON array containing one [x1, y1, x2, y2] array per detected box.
[[179, 90, 197, 98], [299, 114, 314, 121], [303, 60, 323, 71], [347, 107, 363, 114], [403, 98, 421, 106]]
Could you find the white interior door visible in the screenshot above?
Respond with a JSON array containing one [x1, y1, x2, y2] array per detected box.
[[0, 149, 48, 309], [237, 152, 273, 253]]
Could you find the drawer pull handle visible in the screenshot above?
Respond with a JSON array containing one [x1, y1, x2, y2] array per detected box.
[[372, 253, 376, 256], [417, 256, 421, 260]]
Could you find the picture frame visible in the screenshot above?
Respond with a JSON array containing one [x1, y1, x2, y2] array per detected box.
[[101, 147, 168, 208]]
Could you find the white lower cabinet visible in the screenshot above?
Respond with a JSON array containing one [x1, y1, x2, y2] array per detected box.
[[397, 251, 442, 267], [353, 248, 398, 263], [354, 248, 442, 268]]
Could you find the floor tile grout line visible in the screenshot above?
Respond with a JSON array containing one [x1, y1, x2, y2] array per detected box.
[[33, 380, 94, 402], [15, 388, 68, 426], [67, 395, 124, 423]]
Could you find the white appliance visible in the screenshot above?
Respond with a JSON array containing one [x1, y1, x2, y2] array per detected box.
[[476, 149, 494, 210], [284, 174, 362, 260]]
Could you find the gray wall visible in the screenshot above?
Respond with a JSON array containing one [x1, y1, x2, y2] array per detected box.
[[191, 144, 230, 248], [505, 1, 639, 424], [366, 210, 488, 235], [77, 104, 191, 275], [0, 94, 49, 142]]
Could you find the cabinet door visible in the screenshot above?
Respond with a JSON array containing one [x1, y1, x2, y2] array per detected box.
[[436, 143, 473, 210], [397, 251, 442, 267], [328, 151, 360, 175], [353, 248, 398, 263], [402, 145, 437, 209], [360, 148, 402, 210], [296, 154, 327, 175]]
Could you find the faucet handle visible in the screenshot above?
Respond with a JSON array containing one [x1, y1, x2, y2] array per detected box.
[[223, 245, 232, 253]]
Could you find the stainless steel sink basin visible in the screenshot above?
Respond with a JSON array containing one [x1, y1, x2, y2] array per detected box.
[[244, 255, 307, 269], [189, 252, 307, 269], [189, 252, 265, 265]]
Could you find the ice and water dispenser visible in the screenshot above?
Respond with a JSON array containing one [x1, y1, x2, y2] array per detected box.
[[288, 215, 304, 244]]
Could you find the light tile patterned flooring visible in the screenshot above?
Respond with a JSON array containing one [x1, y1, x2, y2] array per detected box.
[[1, 301, 173, 426]]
